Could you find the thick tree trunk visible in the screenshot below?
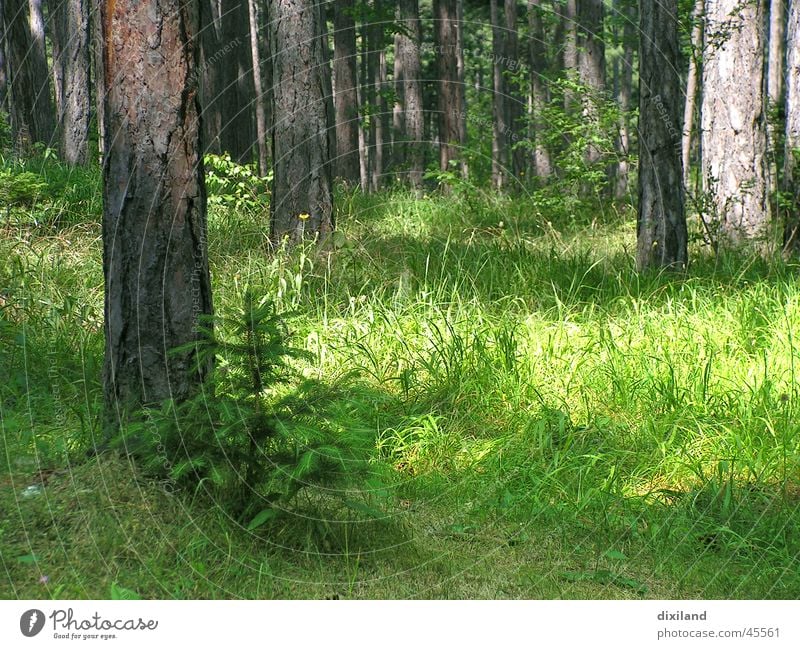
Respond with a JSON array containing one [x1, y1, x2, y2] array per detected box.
[[528, 0, 552, 179], [268, 0, 333, 241], [701, 0, 770, 248], [783, 0, 800, 253], [49, 0, 91, 165], [3, 0, 56, 149], [333, 0, 360, 184], [637, 0, 686, 271], [490, 0, 508, 189], [561, 0, 578, 110], [395, 0, 424, 190], [248, 0, 268, 176], [434, 0, 466, 174], [681, 0, 703, 190], [101, 0, 213, 430]]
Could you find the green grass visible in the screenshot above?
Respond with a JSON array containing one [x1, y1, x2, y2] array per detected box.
[[1, 177, 799, 599]]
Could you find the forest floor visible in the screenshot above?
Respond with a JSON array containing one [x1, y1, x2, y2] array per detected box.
[[1, 173, 799, 599]]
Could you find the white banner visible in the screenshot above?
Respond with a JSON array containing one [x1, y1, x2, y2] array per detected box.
[[1, 600, 797, 648]]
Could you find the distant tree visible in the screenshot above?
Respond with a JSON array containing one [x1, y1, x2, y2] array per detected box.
[[701, 0, 770, 249], [491, 0, 509, 189], [49, 0, 91, 165], [611, 0, 635, 199], [101, 0, 213, 430], [3, 0, 56, 149], [527, 0, 552, 179], [394, 0, 425, 191], [681, 0, 703, 190], [434, 0, 466, 175], [248, 0, 269, 176], [577, 0, 605, 166], [333, 0, 361, 184], [636, 0, 686, 270], [783, 0, 800, 253], [268, 0, 333, 241]]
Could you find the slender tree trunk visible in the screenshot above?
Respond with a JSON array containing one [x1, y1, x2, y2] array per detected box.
[[49, 0, 91, 165], [783, 0, 800, 253], [358, 18, 369, 191], [101, 0, 213, 431], [268, 0, 333, 241], [562, 0, 578, 111], [505, 0, 524, 179], [396, 0, 424, 191], [434, 0, 465, 174], [613, 0, 634, 199], [248, 0, 268, 176], [90, 0, 104, 163], [3, 0, 56, 149], [528, 0, 552, 179], [367, 0, 386, 192], [682, 0, 704, 190], [637, 0, 686, 271], [0, 2, 7, 112], [701, 0, 770, 248], [333, 0, 360, 184], [767, 0, 786, 218], [491, 0, 508, 189]]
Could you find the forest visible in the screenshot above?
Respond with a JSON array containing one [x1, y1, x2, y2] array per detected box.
[[0, 0, 799, 600]]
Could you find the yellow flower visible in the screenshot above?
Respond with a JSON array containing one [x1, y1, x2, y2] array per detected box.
[[298, 212, 310, 221]]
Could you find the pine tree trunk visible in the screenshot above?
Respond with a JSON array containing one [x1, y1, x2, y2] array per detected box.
[[637, 0, 686, 271], [49, 0, 90, 165], [248, 0, 268, 176], [367, 0, 385, 192], [681, 0, 703, 190], [561, 0, 578, 111], [528, 0, 552, 179], [577, 0, 605, 166], [767, 0, 786, 219], [783, 0, 800, 253], [701, 0, 770, 248], [435, 0, 465, 174], [613, 0, 634, 200], [101, 0, 213, 430], [396, 0, 424, 191], [90, 0, 104, 163], [491, 0, 508, 189], [3, 0, 56, 149], [333, 0, 360, 184], [505, 0, 524, 179], [268, 0, 333, 241]]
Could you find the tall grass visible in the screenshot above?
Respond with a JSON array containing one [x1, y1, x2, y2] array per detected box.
[[1, 177, 798, 598]]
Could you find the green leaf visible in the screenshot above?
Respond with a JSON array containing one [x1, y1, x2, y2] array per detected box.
[[16, 553, 38, 564], [110, 582, 140, 600], [246, 508, 278, 531], [603, 549, 628, 562]]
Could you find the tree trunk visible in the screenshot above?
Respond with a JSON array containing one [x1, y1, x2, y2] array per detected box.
[[681, 0, 703, 190], [396, 0, 424, 191], [491, 0, 508, 189], [3, 0, 56, 149], [637, 0, 686, 271], [505, 0, 524, 179], [701, 0, 770, 248], [268, 0, 333, 241], [434, 0, 466, 174], [561, 0, 578, 111], [613, 0, 635, 199], [768, 0, 786, 106], [577, 0, 605, 166], [528, 0, 552, 179], [200, 0, 255, 163], [333, 0, 360, 184], [90, 0, 104, 163], [49, 0, 91, 165], [367, 0, 386, 192], [783, 0, 800, 253], [248, 0, 268, 176], [101, 0, 213, 430]]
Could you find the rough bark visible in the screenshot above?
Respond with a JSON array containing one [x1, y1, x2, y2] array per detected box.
[[637, 0, 686, 271], [768, 0, 786, 106], [681, 0, 704, 189], [395, 0, 424, 190], [91, 0, 105, 162], [268, 0, 333, 241], [3, 0, 56, 148], [783, 0, 800, 253], [701, 0, 770, 248], [49, 0, 91, 165], [434, 0, 466, 174], [333, 0, 360, 184], [101, 0, 213, 430], [528, 0, 552, 179]]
